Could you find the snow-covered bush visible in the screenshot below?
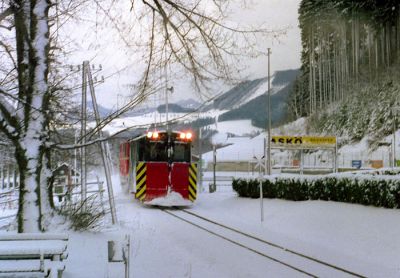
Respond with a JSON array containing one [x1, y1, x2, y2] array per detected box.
[[59, 195, 105, 231], [354, 169, 400, 176], [232, 175, 400, 208]]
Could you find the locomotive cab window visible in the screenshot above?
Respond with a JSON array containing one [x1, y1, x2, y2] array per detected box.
[[144, 141, 168, 161], [172, 142, 191, 162]]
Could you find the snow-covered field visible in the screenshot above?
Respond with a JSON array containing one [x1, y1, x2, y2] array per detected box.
[[2, 173, 399, 277]]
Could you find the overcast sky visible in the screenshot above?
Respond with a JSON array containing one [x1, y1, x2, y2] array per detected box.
[[66, 0, 302, 109]]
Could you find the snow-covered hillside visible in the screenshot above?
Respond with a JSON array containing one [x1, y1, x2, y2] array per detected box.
[[204, 69, 298, 128], [207, 69, 298, 112], [203, 117, 400, 169]]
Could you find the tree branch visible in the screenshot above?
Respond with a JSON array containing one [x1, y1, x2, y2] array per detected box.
[[0, 87, 19, 139], [0, 7, 12, 24]]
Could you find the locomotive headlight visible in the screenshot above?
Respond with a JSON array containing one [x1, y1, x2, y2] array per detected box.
[[147, 132, 153, 138], [180, 133, 186, 139], [186, 132, 192, 140], [153, 132, 159, 139]]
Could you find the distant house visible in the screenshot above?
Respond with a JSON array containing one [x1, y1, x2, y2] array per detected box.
[[53, 163, 79, 200]]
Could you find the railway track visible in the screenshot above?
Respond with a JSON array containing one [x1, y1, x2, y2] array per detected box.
[[161, 207, 366, 278]]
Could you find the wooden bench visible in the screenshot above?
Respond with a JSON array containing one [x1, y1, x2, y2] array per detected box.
[[0, 233, 68, 278]]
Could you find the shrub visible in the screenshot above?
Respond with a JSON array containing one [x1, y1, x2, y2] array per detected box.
[[59, 195, 106, 231], [232, 175, 400, 209]]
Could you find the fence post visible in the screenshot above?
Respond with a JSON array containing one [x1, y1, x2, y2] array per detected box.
[[97, 176, 105, 213], [124, 234, 130, 278], [300, 149, 304, 175], [7, 165, 10, 188], [13, 169, 17, 189], [108, 235, 130, 278], [212, 145, 216, 191], [1, 165, 4, 189]]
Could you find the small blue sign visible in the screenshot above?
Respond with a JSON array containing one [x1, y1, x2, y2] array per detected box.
[[352, 160, 362, 169]]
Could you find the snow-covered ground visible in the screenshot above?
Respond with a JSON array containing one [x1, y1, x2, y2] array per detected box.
[[2, 173, 399, 277], [64, 175, 400, 277]]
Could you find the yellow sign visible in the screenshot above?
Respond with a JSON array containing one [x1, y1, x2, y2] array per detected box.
[[271, 136, 336, 148]]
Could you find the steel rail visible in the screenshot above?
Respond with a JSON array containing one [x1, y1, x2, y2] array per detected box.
[[162, 208, 317, 277], [178, 208, 365, 277]]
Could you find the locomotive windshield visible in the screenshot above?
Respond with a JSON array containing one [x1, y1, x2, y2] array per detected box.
[[137, 131, 192, 163], [143, 141, 168, 162], [171, 142, 191, 162], [142, 141, 191, 162]]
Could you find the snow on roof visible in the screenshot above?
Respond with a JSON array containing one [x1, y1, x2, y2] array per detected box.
[[204, 135, 265, 162], [203, 118, 308, 162], [208, 120, 262, 137]]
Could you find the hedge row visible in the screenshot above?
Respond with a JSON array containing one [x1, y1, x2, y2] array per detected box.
[[232, 176, 400, 208]]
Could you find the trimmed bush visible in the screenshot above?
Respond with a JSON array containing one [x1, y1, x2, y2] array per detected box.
[[232, 175, 400, 209]]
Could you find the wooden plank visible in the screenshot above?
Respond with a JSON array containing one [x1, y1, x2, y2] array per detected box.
[[0, 259, 42, 272], [0, 233, 68, 241], [0, 234, 68, 277], [0, 241, 67, 260]]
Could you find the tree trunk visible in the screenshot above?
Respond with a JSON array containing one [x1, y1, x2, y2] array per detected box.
[[13, 0, 51, 233]]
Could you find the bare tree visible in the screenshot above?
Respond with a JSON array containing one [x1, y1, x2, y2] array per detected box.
[[0, 0, 281, 232]]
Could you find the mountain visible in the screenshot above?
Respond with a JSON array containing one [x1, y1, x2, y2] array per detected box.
[[87, 101, 113, 118], [205, 69, 299, 113], [157, 103, 196, 113], [207, 78, 266, 110], [124, 106, 157, 117], [204, 69, 299, 128], [176, 98, 201, 110], [218, 82, 293, 128], [108, 69, 298, 139], [271, 69, 299, 86]]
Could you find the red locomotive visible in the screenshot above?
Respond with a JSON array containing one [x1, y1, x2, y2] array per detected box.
[[119, 130, 197, 205]]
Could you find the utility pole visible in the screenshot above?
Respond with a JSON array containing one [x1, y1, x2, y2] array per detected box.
[[213, 145, 216, 192], [266, 48, 272, 176], [198, 127, 203, 192], [81, 62, 87, 207], [84, 61, 118, 225], [393, 107, 400, 168], [74, 129, 78, 186], [166, 86, 174, 130], [393, 114, 396, 168]]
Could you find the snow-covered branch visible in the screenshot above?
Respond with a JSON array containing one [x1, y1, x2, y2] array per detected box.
[[0, 7, 12, 24], [0, 86, 19, 139]]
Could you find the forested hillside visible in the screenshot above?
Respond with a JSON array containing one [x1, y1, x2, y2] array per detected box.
[[215, 69, 299, 128], [290, 0, 400, 144], [219, 82, 292, 128]]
